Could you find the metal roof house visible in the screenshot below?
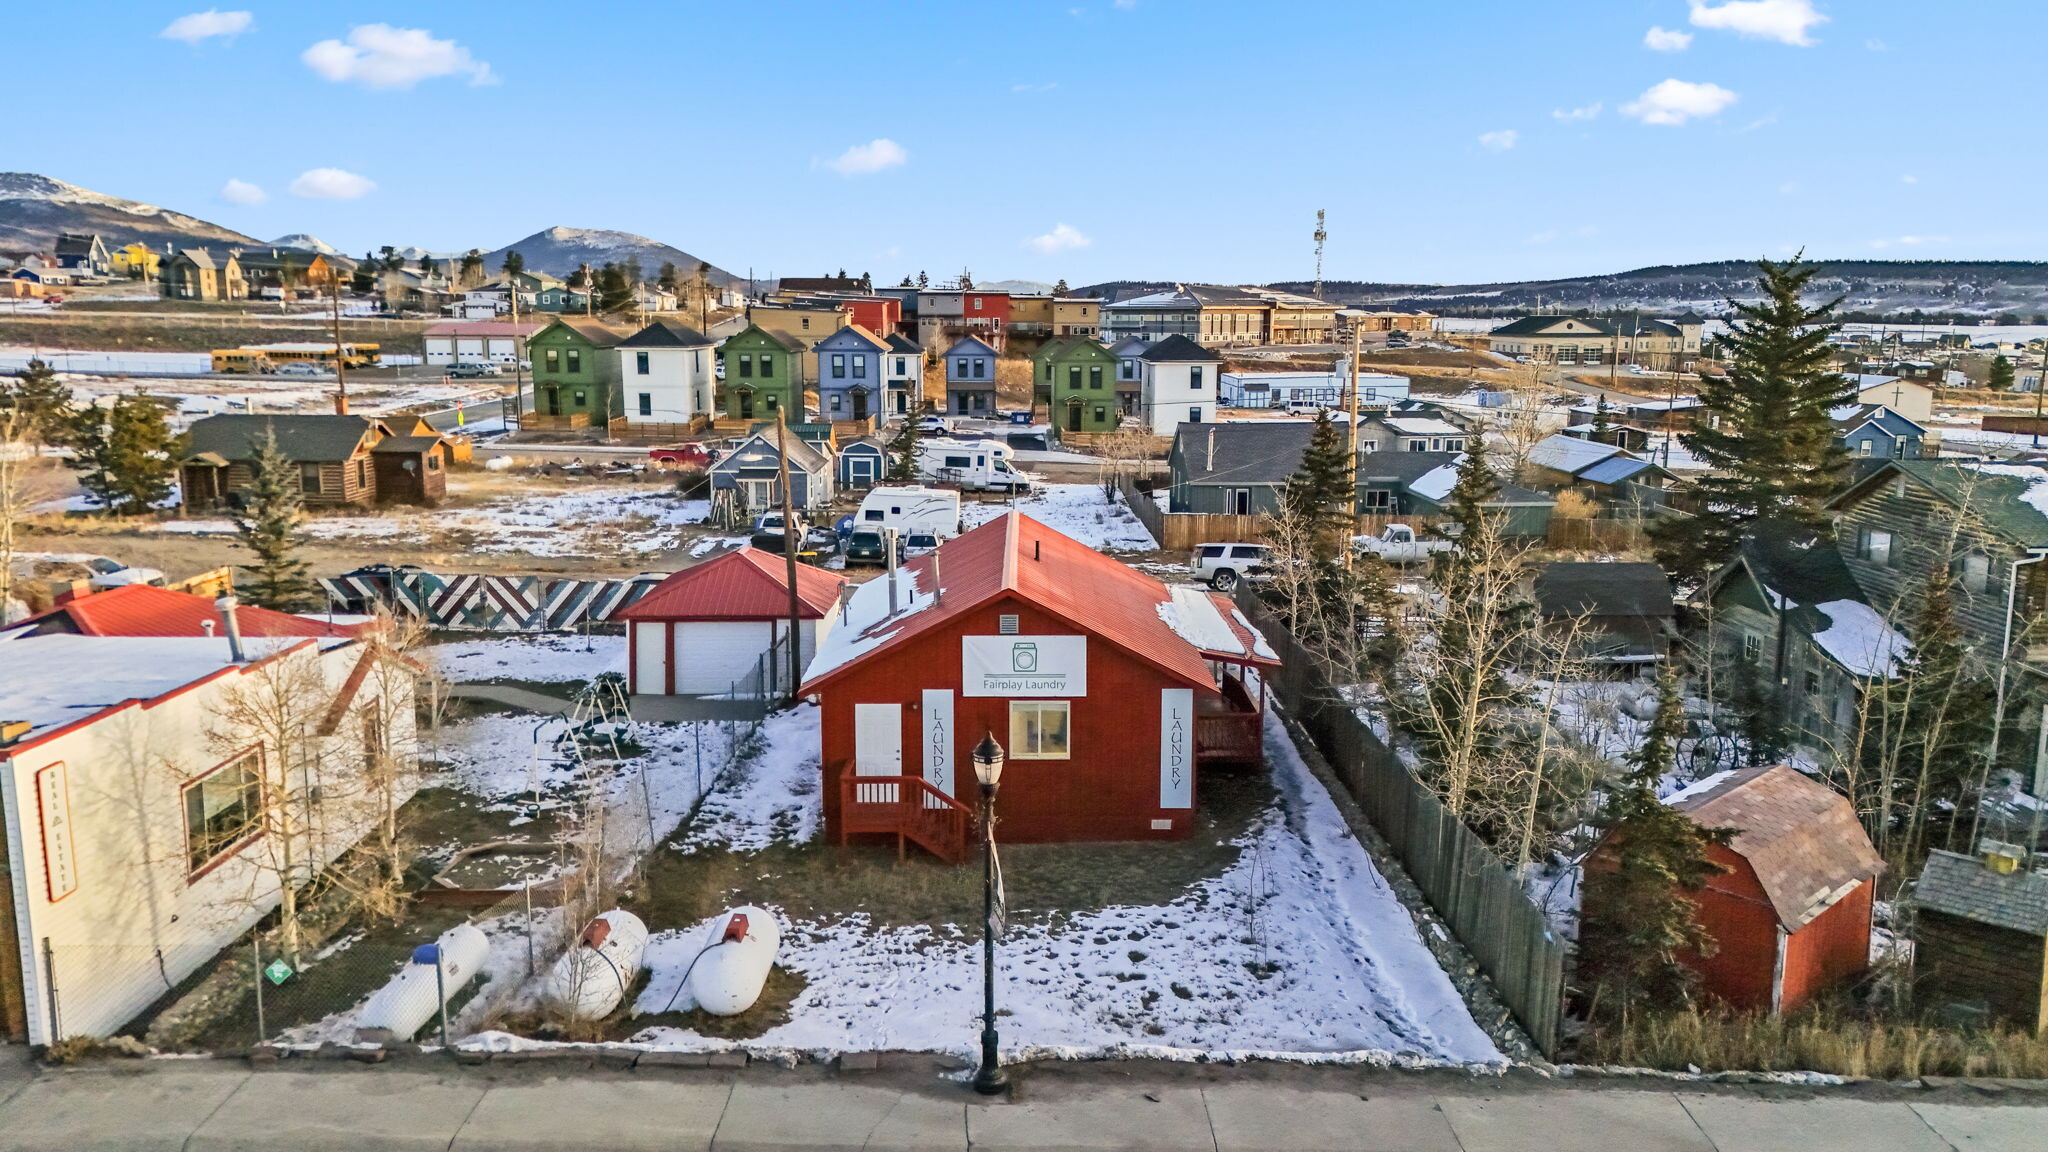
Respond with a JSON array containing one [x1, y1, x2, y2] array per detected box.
[[615, 547, 846, 698]]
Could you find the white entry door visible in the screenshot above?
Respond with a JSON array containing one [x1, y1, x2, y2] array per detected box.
[[632, 623, 667, 694], [854, 703, 903, 803]]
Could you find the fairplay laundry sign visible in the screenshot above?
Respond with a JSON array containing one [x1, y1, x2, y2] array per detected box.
[[961, 636, 1087, 697]]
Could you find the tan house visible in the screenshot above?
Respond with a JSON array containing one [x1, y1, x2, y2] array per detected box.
[[1345, 309, 1437, 333], [1488, 313, 1705, 372], [161, 248, 246, 302], [749, 299, 850, 379], [1008, 294, 1054, 335], [1053, 296, 1100, 337]]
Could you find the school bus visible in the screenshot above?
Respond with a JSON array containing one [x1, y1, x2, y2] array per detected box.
[[210, 349, 276, 374], [247, 343, 383, 370]]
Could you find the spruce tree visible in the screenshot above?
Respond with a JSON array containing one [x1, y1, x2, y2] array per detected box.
[[1989, 355, 2015, 391], [888, 401, 925, 480], [352, 255, 378, 294], [233, 426, 317, 611], [1439, 436, 1502, 578], [1592, 394, 1612, 437], [1652, 256, 1855, 576], [1877, 566, 1995, 859], [1279, 410, 1355, 559], [1577, 664, 1731, 1019], [916, 270, 929, 288], [1053, 278, 1069, 294], [4, 358, 73, 447], [501, 250, 525, 279], [70, 394, 182, 515]]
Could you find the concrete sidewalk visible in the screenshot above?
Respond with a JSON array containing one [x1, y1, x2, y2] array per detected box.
[[0, 1056, 2041, 1151]]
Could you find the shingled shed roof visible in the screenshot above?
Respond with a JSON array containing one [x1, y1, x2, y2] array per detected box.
[[1915, 850, 2048, 937], [1671, 765, 1884, 932]]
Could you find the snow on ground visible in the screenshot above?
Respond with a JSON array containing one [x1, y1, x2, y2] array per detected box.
[[622, 709, 1500, 1064], [961, 483, 1157, 551], [426, 633, 625, 684]]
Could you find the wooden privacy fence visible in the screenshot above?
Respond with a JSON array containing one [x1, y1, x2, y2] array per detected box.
[[1546, 516, 1647, 552], [1118, 477, 1264, 552], [1237, 591, 1567, 1056]]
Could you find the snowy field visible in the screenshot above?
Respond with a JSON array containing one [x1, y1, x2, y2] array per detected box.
[[471, 708, 1503, 1065], [147, 486, 709, 558], [961, 483, 1158, 552], [425, 633, 626, 684]]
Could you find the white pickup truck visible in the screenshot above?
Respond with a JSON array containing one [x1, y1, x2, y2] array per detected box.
[[1353, 523, 1454, 565]]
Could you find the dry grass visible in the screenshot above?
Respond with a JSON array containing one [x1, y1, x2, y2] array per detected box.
[[1579, 1005, 2048, 1079]]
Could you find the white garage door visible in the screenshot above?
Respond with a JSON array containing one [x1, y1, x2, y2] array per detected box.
[[675, 621, 773, 695], [487, 337, 516, 361], [632, 622, 667, 694], [456, 337, 485, 361]]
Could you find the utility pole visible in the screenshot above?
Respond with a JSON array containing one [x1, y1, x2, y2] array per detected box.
[[1312, 209, 1327, 301], [2035, 336, 2047, 449], [775, 406, 803, 703], [1344, 323, 1362, 572], [329, 277, 349, 415], [508, 267, 525, 429]]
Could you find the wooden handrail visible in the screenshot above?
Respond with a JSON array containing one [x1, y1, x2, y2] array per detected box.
[[840, 773, 973, 814]]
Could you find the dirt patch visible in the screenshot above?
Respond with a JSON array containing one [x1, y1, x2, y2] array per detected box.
[[0, 311, 427, 355]]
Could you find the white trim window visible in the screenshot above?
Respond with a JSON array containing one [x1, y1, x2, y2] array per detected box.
[[1009, 701, 1071, 759]]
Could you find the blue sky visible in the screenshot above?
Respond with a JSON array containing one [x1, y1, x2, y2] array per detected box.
[[8, 2, 2042, 286]]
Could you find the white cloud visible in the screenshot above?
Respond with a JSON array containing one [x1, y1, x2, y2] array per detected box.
[[1622, 79, 1738, 126], [219, 178, 266, 205], [1644, 26, 1694, 52], [825, 138, 908, 176], [289, 168, 376, 200], [1028, 223, 1092, 254], [1552, 103, 1601, 122], [1688, 0, 1827, 47], [160, 10, 251, 43], [302, 24, 496, 89], [1526, 230, 1560, 245], [1477, 129, 1518, 152], [1900, 173, 1918, 184], [1869, 235, 1947, 250], [1010, 82, 1058, 93]]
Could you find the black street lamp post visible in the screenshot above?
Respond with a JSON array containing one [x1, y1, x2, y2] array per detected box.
[[971, 731, 1007, 1095]]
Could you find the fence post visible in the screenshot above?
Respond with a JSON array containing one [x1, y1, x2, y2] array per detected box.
[[40, 937, 59, 1044], [435, 949, 449, 1048], [252, 937, 266, 1045]]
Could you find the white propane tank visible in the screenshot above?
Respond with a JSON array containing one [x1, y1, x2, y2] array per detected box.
[[356, 923, 490, 1042], [686, 906, 780, 1016], [543, 909, 649, 1020]]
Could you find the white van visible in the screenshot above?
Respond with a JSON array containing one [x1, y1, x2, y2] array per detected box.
[[916, 438, 1030, 493], [855, 485, 962, 538]]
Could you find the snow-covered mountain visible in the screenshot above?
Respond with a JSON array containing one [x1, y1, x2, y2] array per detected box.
[[269, 233, 340, 256], [0, 172, 256, 253], [483, 226, 741, 286]]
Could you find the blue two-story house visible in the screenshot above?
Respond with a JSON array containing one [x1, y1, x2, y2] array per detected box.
[[815, 325, 891, 425], [943, 335, 999, 417], [1834, 403, 1927, 461]]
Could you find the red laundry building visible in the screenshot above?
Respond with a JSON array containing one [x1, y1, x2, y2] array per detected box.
[[1587, 764, 1884, 1014], [799, 512, 1276, 861]]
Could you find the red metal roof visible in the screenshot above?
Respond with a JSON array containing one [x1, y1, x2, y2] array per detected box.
[[423, 321, 544, 336], [617, 547, 847, 622], [802, 512, 1250, 694], [22, 584, 366, 639]]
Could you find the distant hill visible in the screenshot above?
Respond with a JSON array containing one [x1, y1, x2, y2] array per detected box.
[[270, 233, 340, 256], [1083, 261, 2048, 322], [483, 226, 743, 286], [0, 172, 257, 255]]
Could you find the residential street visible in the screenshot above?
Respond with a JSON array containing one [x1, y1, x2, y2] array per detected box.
[[0, 1056, 2040, 1151]]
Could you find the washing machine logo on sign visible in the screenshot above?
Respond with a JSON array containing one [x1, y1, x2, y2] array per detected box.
[[1009, 642, 1039, 673]]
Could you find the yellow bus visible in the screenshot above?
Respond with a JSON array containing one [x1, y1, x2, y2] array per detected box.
[[247, 343, 383, 370], [210, 349, 275, 374]]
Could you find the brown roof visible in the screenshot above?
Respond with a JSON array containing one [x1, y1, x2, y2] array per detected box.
[[1672, 764, 1884, 931]]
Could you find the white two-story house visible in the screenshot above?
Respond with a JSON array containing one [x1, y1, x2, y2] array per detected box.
[[1136, 334, 1223, 435], [616, 319, 717, 430]]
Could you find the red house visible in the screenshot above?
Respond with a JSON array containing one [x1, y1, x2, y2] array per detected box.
[[839, 295, 901, 337], [12, 583, 369, 639], [1588, 764, 1884, 1013], [800, 512, 1275, 861]]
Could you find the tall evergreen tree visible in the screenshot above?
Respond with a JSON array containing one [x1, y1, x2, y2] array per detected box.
[[1577, 664, 1732, 1018], [352, 254, 378, 294], [1592, 394, 1612, 437], [1279, 410, 1355, 560], [70, 394, 182, 515], [1989, 355, 2015, 391], [3, 358, 74, 447], [233, 426, 317, 611], [500, 250, 525, 279], [657, 262, 681, 297], [887, 401, 926, 480], [1730, 652, 1787, 767], [1438, 435, 1502, 583], [1053, 278, 1069, 294], [916, 270, 929, 288], [1652, 256, 1855, 576], [596, 263, 637, 313], [1874, 567, 1995, 860]]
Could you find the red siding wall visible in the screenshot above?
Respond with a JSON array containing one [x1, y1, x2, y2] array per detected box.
[[1778, 876, 1873, 1013], [817, 592, 1208, 844], [843, 298, 901, 335], [1681, 846, 1781, 1011]]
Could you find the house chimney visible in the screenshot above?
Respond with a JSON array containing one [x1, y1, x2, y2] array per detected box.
[[215, 595, 246, 662]]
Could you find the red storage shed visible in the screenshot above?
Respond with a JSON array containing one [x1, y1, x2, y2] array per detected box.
[[799, 512, 1276, 861], [1589, 764, 1884, 1014], [616, 548, 846, 697]]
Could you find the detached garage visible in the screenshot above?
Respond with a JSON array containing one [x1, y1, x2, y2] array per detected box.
[[617, 548, 846, 698]]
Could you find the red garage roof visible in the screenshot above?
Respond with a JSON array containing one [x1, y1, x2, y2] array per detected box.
[[801, 511, 1275, 694], [617, 547, 846, 622], [18, 584, 366, 639]]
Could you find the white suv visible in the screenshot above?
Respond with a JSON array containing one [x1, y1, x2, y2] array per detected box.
[[1190, 542, 1272, 592]]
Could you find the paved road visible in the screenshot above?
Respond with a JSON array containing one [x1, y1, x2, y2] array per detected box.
[[0, 1057, 2038, 1151]]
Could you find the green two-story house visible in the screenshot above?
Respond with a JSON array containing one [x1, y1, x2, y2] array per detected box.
[[719, 324, 806, 422], [1036, 336, 1121, 435], [527, 318, 631, 428]]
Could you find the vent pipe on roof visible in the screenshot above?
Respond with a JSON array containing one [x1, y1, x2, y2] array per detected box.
[[215, 596, 246, 663], [201, 619, 216, 637], [1207, 427, 1215, 472], [932, 551, 942, 607]]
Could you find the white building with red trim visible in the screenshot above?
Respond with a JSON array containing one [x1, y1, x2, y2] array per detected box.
[[0, 627, 417, 1045], [616, 548, 847, 698]]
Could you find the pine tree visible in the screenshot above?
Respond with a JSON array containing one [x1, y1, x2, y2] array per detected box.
[[1652, 257, 1855, 576], [1441, 436, 1501, 568], [352, 255, 378, 294], [1577, 664, 1732, 1019], [70, 393, 182, 515], [501, 250, 525, 279], [3, 358, 74, 447], [1053, 278, 1069, 294], [1279, 410, 1354, 560], [458, 249, 485, 286], [596, 263, 636, 313], [233, 426, 317, 611], [1990, 355, 2015, 391], [1874, 566, 1995, 860], [1592, 394, 1612, 437], [888, 401, 925, 480], [916, 270, 929, 289], [859, 271, 873, 291], [899, 275, 914, 288], [1730, 652, 1786, 767], [379, 246, 403, 273]]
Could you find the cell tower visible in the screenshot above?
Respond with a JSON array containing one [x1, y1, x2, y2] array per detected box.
[[1313, 209, 1327, 299]]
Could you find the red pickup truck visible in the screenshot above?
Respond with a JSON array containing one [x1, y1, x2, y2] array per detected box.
[[648, 444, 718, 469]]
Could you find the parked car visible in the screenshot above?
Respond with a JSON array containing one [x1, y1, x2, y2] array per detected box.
[[915, 413, 951, 435], [903, 531, 941, 558], [1283, 402, 1327, 417], [85, 557, 165, 591], [1190, 543, 1273, 592], [1353, 523, 1454, 565], [843, 527, 902, 566], [448, 362, 502, 378], [275, 362, 327, 377], [749, 512, 836, 559], [648, 443, 717, 469]]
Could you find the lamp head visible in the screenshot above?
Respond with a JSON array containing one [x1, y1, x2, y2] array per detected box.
[[971, 731, 1004, 789]]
